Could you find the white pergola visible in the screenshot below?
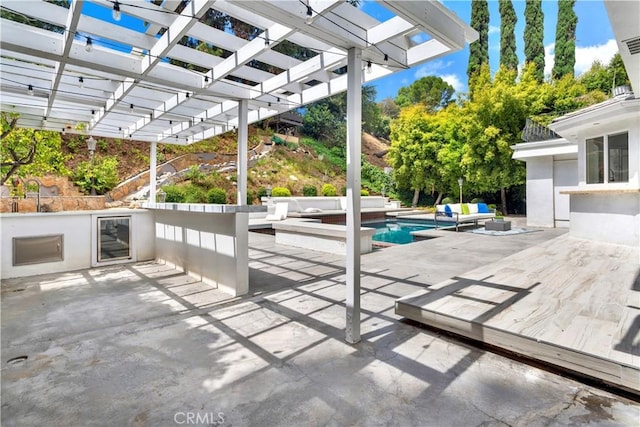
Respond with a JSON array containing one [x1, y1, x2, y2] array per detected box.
[[0, 0, 476, 343]]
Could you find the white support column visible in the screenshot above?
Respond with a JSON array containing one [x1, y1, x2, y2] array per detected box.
[[345, 47, 362, 344], [237, 99, 249, 206], [149, 141, 157, 204]]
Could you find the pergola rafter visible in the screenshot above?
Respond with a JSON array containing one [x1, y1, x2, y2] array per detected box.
[[0, 0, 477, 145]]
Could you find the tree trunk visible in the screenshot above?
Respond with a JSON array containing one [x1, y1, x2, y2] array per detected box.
[[434, 191, 443, 205], [411, 189, 420, 207], [501, 187, 508, 215]]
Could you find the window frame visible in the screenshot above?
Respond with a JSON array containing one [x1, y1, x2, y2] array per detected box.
[[585, 131, 629, 185]]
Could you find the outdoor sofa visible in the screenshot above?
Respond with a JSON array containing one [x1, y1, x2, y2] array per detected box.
[[434, 203, 496, 231]]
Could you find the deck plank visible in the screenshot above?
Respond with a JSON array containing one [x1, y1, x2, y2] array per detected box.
[[396, 235, 640, 394]]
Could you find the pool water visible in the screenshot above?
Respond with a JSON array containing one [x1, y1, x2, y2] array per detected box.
[[364, 219, 437, 244]]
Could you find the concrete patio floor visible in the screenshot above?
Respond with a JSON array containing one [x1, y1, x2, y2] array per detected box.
[[2, 222, 639, 426]]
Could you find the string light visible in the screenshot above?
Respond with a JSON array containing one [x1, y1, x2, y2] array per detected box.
[[112, 1, 121, 21], [27, 84, 34, 95], [366, 60, 372, 74], [85, 37, 93, 52], [305, 4, 313, 24], [383, 54, 389, 68], [79, 76, 84, 88], [264, 36, 269, 46]]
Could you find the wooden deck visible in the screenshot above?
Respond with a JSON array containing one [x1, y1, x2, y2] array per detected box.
[[396, 234, 640, 394]]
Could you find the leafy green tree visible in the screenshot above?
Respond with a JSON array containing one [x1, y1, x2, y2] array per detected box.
[[579, 53, 631, 95], [302, 85, 380, 143], [552, 0, 577, 80], [395, 76, 455, 111], [461, 65, 526, 213], [524, 0, 545, 82], [1, 113, 70, 185], [499, 0, 518, 72], [388, 105, 464, 206], [379, 98, 400, 119], [467, 0, 490, 81]]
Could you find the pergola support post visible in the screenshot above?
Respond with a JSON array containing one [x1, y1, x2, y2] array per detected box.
[[237, 99, 249, 206], [345, 47, 362, 344], [149, 141, 157, 204]]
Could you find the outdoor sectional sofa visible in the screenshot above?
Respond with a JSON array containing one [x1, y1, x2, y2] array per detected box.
[[434, 202, 496, 231]]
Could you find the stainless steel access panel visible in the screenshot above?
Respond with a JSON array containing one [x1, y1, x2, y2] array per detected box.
[[13, 234, 64, 266]]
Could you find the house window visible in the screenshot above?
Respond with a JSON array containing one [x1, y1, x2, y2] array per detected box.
[[586, 132, 628, 184]]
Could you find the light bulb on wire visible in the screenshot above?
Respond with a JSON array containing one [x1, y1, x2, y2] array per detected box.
[[305, 5, 313, 24], [79, 76, 84, 88], [85, 37, 93, 52], [27, 84, 34, 96], [383, 54, 389, 68], [366, 60, 372, 74], [112, 1, 121, 21]]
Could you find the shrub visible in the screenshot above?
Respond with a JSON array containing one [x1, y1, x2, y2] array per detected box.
[[256, 187, 268, 199], [162, 185, 185, 203], [271, 186, 291, 197], [302, 185, 317, 197], [361, 189, 369, 196], [185, 165, 206, 185], [321, 183, 337, 196], [183, 185, 207, 203], [246, 190, 254, 205], [72, 155, 119, 195], [207, 187, 227, 204], [341, 186, 347, 196], [441, 197, 455, 204], [470, 198, 484, 203]]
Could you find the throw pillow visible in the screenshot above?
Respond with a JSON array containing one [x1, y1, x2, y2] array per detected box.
[[444, 205, 452, 217], [461, 203, 470, 215], [477, 203, 489, 213]]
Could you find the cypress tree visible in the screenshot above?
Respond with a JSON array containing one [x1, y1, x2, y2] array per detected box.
[[499, 0, 518, 72], [467, 0, 490, 82], [552, 0, 577, 80], [524, 0, 545, 82]]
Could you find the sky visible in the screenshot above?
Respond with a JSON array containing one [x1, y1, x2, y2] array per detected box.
[[364, 0, 618, 102]]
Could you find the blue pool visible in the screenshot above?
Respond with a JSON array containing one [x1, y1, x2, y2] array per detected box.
[[363, 219, 437, 245]]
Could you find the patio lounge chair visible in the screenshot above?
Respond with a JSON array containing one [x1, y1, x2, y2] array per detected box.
[[266, 202, 289, 221]]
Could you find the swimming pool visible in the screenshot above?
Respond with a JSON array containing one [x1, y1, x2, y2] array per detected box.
[[363, 218, 437, 245]]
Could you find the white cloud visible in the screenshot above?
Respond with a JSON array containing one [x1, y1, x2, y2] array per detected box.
[[440, 74, 465, 93], [544, 42, 555, 77], [544, 39, 618, 77], [489, 25, 500, 35], [414, 60, 453, 78], [575, 39, 618, 75]]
